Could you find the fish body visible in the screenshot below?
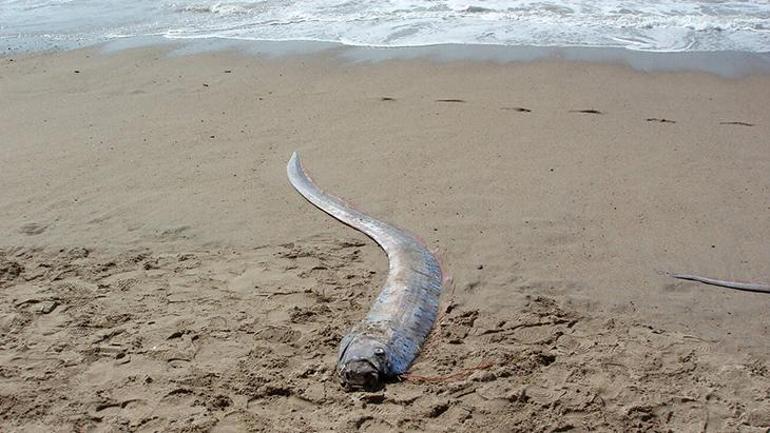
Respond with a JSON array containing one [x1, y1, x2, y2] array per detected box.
[[287, 152, 443, 390]]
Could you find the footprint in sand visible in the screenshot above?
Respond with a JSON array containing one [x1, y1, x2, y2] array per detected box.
[[19, 222, 47, 235], [156, 225, 192, 241]]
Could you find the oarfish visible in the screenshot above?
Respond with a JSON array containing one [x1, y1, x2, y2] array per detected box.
[[287, 152, 443, 390]]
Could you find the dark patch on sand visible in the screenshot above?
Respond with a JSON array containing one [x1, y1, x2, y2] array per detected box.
[[646, 118, 676, 124], [720, 121, 754, 127], [501, 107, 532, 113]]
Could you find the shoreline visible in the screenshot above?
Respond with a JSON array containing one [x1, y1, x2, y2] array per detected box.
[[3, 36, 770, 77]]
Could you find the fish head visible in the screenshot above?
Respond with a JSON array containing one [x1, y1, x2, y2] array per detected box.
[[337, 333, 389, 391]]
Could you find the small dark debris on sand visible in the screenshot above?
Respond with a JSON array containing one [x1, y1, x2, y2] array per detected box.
[[501, 107, 532, 112], [380, 97, 396, 101], [720, 121, 754, 127], [570, 109, 602, 114], [436, 99, 466, 103], [646, 118, 676, 124]]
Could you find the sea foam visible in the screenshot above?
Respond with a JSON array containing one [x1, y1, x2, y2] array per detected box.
[[1, 0, 768, 53]]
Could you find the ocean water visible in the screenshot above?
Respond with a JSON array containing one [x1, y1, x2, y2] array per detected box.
[[1, 0, 769, 53]]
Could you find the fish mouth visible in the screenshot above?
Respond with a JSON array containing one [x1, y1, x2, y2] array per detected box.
[[339, 359, 383, 391]]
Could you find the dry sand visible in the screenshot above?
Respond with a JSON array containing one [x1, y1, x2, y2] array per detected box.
[[1, 45, 769, 432]]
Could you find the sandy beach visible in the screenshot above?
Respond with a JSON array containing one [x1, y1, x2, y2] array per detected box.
[[1, 45, 769, 432]]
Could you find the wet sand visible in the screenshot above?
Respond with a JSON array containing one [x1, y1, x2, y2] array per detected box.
[[1, 45, 769, 432]]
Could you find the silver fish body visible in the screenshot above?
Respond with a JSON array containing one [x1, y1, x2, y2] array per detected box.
[[287, 152, 443, 390]]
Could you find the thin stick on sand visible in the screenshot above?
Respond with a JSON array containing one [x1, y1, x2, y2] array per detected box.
[[668, 273, 770, 294]]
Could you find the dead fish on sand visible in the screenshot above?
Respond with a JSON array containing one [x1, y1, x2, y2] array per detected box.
[[287, 152, 443, 391]]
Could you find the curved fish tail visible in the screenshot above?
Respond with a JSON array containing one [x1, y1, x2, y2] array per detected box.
[[287, 151, 405, 252]]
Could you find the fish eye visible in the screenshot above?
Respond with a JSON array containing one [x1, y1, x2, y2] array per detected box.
[[374, 348, 385, 357]]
